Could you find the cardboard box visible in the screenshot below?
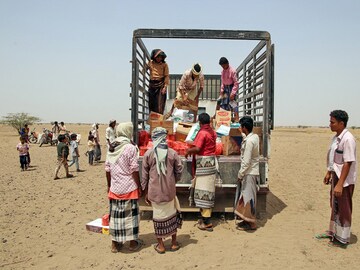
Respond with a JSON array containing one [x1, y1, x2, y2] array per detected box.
[[221, 136, 243, 156], [86, 218, 109, 235], [147, 111, 164, 123], [229, 127, 242, 137], [215, 110, 231, 129], [149, 120, 174, 135], [253, 127, 263, 154], [175, 123, 193, 142]]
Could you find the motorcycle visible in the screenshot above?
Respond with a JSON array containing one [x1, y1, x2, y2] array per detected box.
[[39, 128, 54, 147], [28, 128, 39, 144]]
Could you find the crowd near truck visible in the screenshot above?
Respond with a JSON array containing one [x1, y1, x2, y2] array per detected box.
[[130, 29, 275, 213]]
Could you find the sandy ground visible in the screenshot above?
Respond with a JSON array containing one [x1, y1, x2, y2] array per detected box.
[[1, 123, 360, 269]]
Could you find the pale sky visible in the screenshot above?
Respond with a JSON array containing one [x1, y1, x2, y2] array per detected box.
[[1, 0, 359, 126]]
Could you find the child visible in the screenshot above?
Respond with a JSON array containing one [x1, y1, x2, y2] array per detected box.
[[87, 135, 96, 165], [54, 134, 73, 180], [68, 133, 81, 172], [16, 136, 29, 171]]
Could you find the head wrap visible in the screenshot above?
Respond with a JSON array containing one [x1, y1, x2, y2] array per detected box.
[[151, 127, 168, 177], [150, 49, 167, 61], [107, 122, 137, 164], [109, 119, 116, 125], [192, 63, 202, 76]]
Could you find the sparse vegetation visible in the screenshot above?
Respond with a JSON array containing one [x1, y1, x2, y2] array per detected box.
[[0, 112, 41, 134]]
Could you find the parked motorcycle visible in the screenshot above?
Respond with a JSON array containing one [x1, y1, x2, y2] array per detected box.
[[28, 128, 38, 144], [39, 128, 54, 147]]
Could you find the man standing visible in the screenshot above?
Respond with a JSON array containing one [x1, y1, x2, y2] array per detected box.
[[235, 116, 259, 231], [105, 119, 117, 152], [91, 123, 101, 162], [217, 57, 239, 122], [185, 113, 217, 231], [316, 110, 357, 247], [141, 127, 183, 254], [165, 63, 204, 122]]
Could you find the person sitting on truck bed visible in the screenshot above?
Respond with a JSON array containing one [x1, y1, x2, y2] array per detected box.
[[141, 127, 184, 254], [216, 57, 239, 122], [145, 49, 169, 115], [165, 63, 204, 122], [185, 113, 217, 231], [235, 116, 259, 231]]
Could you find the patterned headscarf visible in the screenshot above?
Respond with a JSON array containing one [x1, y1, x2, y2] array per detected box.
[[151, 127, 168, 177], [106, 122, 136, 164]]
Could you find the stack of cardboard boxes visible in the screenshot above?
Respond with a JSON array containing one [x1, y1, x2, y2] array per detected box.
[[147, 111, 174, 135]]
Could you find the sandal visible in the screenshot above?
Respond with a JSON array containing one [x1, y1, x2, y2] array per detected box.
[[314, 233, 331, 240], [169, 243, 181, 252], [198, 223, 213, 232], [153, 244, 165, 254], [128, 239, 143, 252], [328, 239, 348, 249], [236, 222, 256, 231]]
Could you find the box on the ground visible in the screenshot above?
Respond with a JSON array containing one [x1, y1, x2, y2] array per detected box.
[[215, 110, 231, 129], [221, 136, 243, 156], [86, 218, 109, 235], [149, 120, 174, 135], [147, 111, 164, 124]]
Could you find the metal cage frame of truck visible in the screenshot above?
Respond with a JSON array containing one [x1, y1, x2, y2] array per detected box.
[[131, 29, 274, 212]]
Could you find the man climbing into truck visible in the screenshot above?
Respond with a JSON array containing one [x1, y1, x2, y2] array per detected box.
[[216, 57, 239, 122]]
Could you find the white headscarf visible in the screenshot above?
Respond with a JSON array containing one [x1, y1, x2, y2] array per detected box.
[[106, 122, 137, 164]]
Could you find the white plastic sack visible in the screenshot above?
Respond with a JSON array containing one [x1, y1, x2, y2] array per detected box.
[[185, 123, 200, 143]]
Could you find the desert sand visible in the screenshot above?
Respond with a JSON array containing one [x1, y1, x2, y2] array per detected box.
[[1, 123, 359, 269]]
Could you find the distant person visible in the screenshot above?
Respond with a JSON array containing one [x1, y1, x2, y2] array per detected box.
[[16, 136, 29, 171], [59, 122, 67, 135], [105, 122, 143, 253], [165, 63, 204, 122], [185, 113, 217, 231], [234, 116, 259, 231], [20, 124, 30, 143], [87, 135, 96, 165], [145, 49, 169, 114], [91, 123, 101, 162], [141, 127, 183, 254], [105, 119, 117, 152], [54, 134, 73, 180], [315, 110, 357, 248], [217, 57, 239, 122], [68, 133, 82, 172], [52, 121, 60, 143], [20, 124, 31, 165]]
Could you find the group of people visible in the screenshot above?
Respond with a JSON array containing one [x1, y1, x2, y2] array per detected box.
[[105, 122, 183, 253], [145, 49, 239, 122], [104, 112, 262, 253], [51, 121, 68, 143], [104, 47, 357, 252], [53, 120, 119, 179]]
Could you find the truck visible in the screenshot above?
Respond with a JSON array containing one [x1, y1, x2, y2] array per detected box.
[[130, 29, 274, 214]]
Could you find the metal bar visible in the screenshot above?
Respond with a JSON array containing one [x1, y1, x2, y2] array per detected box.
[[131, 37, 139, 144], [270, 44, 275, 130], [134, 29, 271, 41], [236, 40, 267, 73]]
